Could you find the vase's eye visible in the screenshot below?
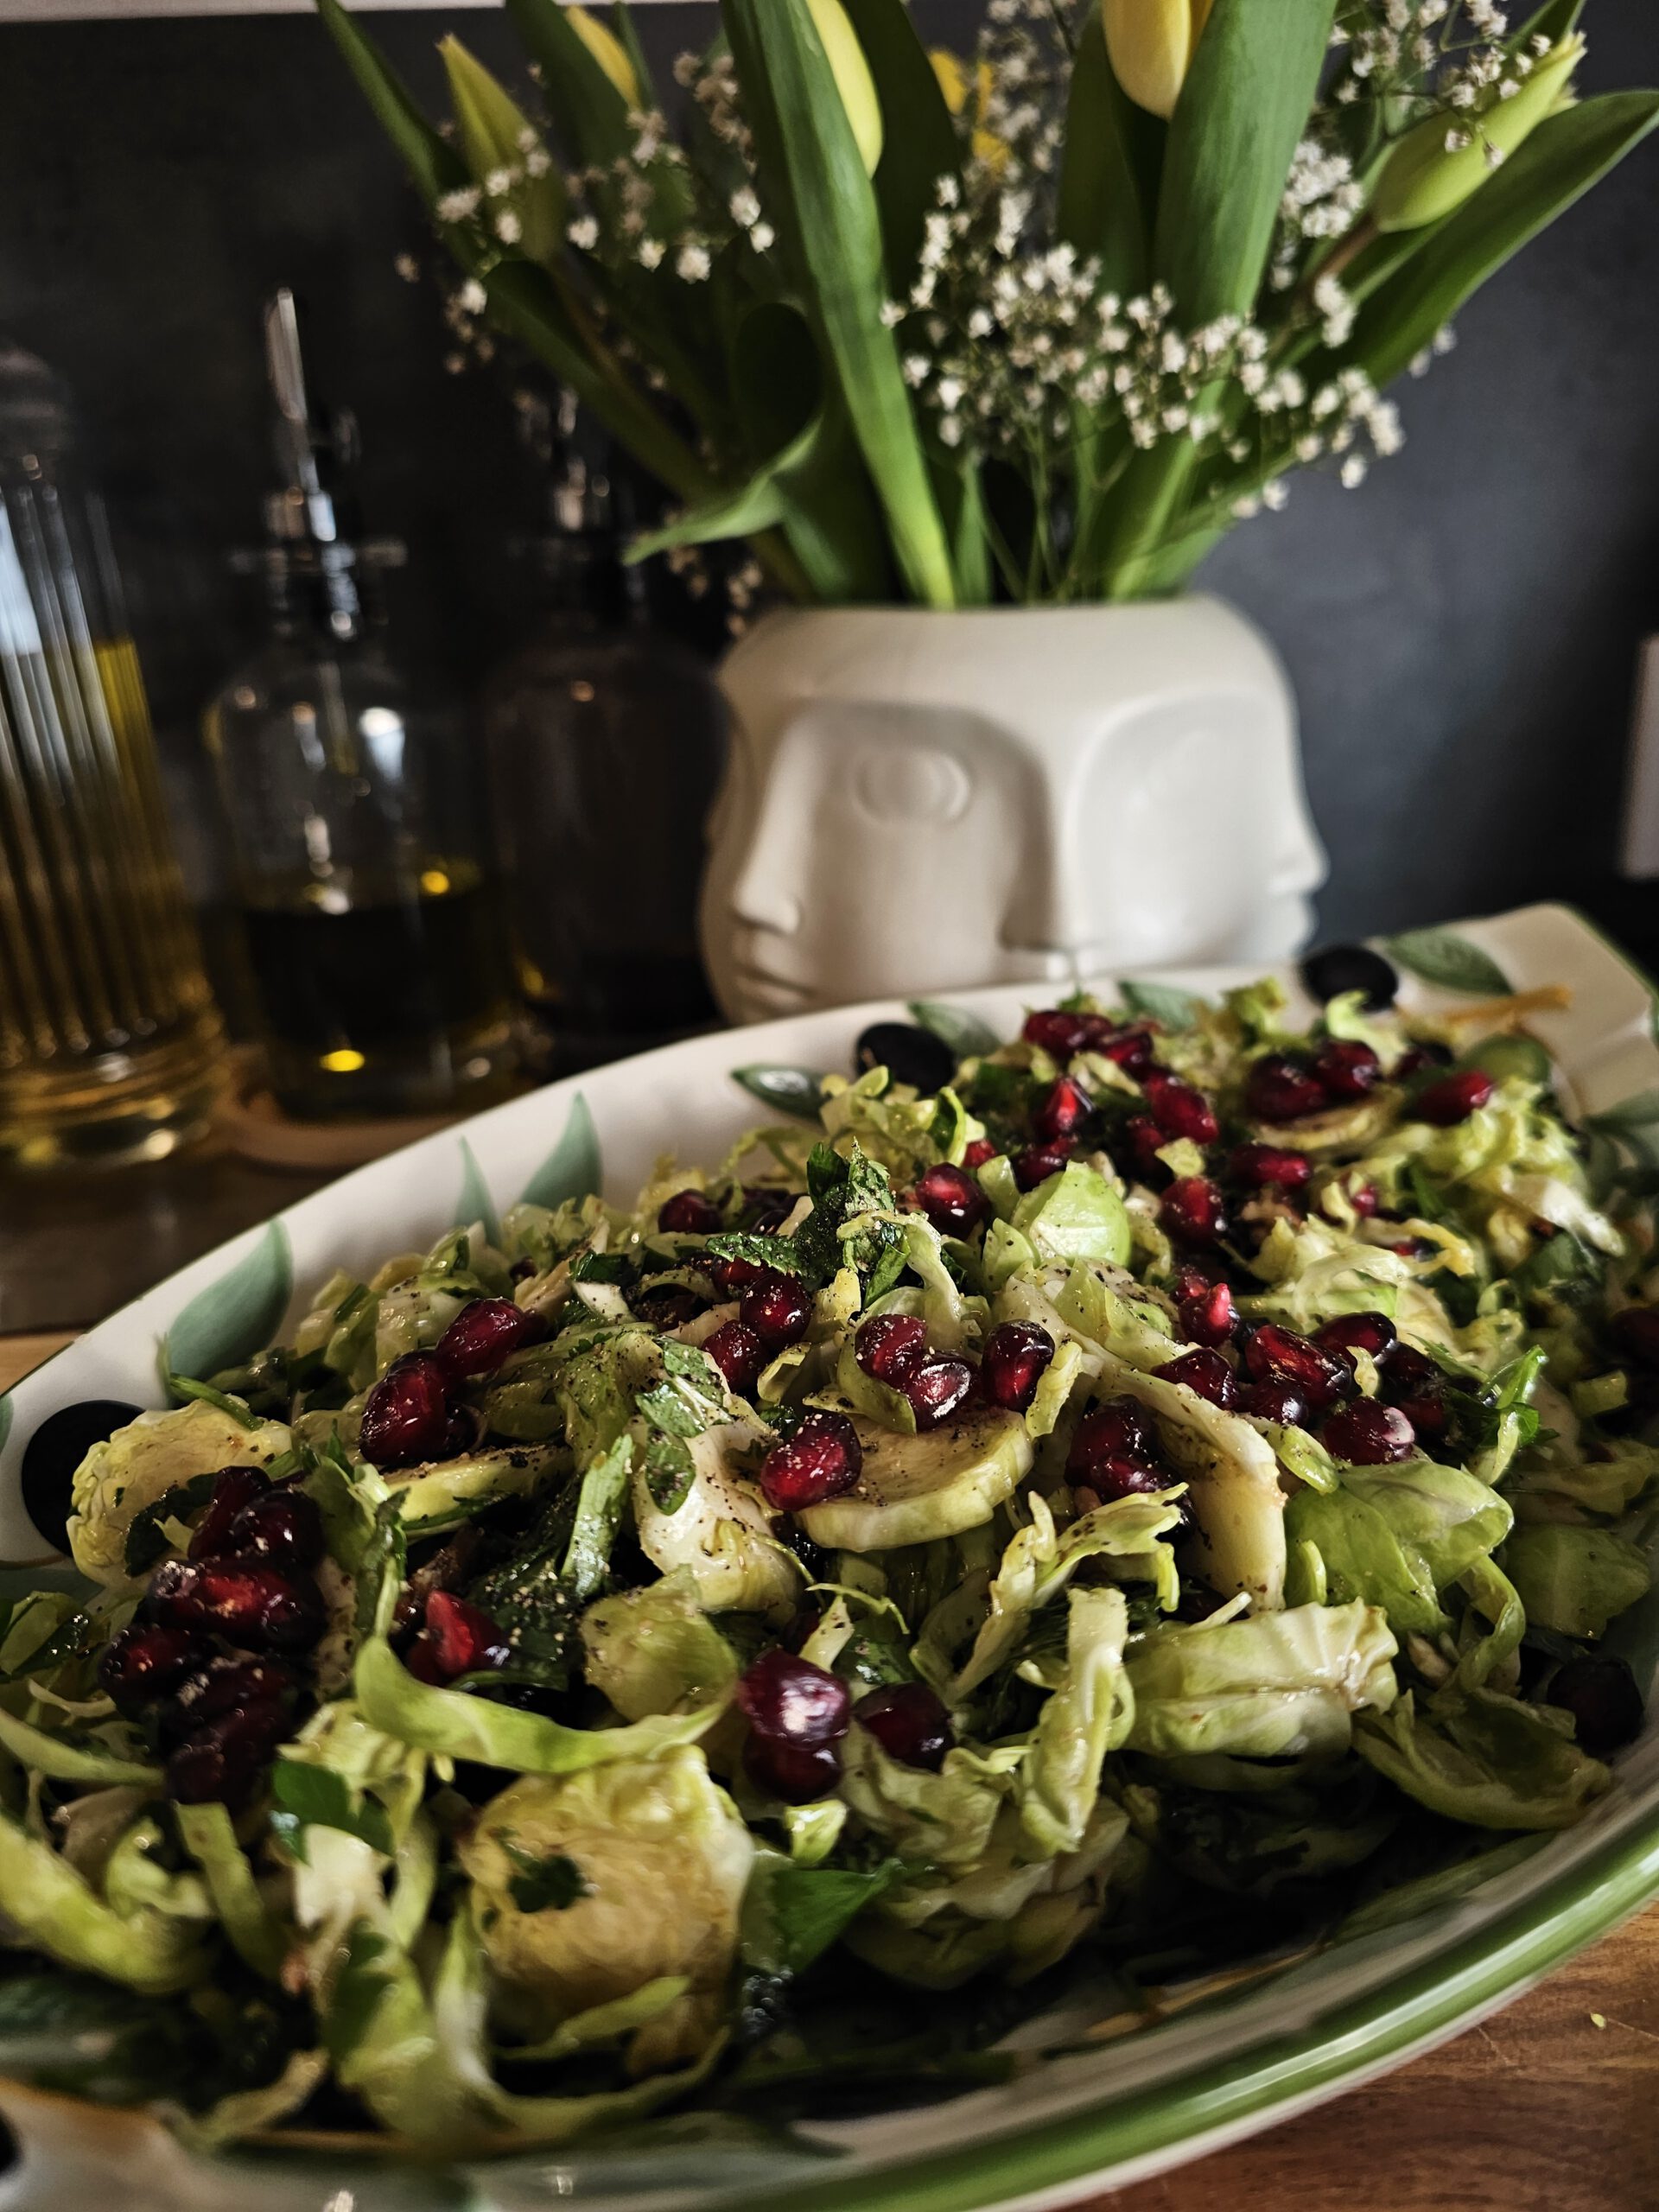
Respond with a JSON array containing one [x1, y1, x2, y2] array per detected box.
[[851, 741, 972, 825]]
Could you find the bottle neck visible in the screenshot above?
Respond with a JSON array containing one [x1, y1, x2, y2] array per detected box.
[[258, 544, 370, 649]]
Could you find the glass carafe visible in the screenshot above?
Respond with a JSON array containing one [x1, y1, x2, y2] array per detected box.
[[203, 294, 516, 1122], [0, 341, 226, 1169]]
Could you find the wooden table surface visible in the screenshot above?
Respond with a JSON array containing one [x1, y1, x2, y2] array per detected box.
[[1, 1333, 1654, 2209]]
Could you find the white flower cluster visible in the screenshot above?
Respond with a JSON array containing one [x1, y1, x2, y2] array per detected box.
[[890, 173, 1402, 506]]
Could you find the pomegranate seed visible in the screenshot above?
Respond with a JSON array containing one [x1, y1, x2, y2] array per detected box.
[[1230, 1142, 1311, 1190], [1022, 1008, 1111, 1057], [913, 1162, 990, 1236], [1413, 1069, 1495, 1125], [708, 1251, 770, 1296], [1395, 1041, 1453, 1081], [742, 1185, 796, 1232], [98, 1623, 208, 1712], [1156, 1347, 1239, 1408], [1013, 1141, 1076, 1192], [1346, 1181, 1381, 1218], [1237, 1379, 1307, 1426], [739, 1268, 812, 1350], [962, 1137, 997, 1169], [188, 1467, 270, 1561], [1315, 1312, 1397, 1364], [744, 1737, 842, 1802], [980, 1320, 1056, 1412], [1611, 1308, 1659, 1370], [1088, 1458, 1173, 1503], [148, 1559, 326, 1655], [1544, 1656, 1643, 1756], [225, 1488, 325, 1575], [1311, 1038, 1382, 1100], [738, 1647, 851, 1745], [359, 1351, 460, 1471], [436, 1297, 545, 1378], [704, 1319, 766, 1395], [1099, 1027, 1156, 1076], [1393, 1392, 1447, 1440], [760, 1410, 862, 1511], [1034, 1074, 1093, 1142], [1143, 1071, 1219, 1146], [1244, 1324, 1354, 1409], [904, 1355, 975, 1429], [160, 1656, 295, 1741], [855, 1313, 928, 1386], [657, 1188, 723, 1236], [1067, 1400, 1157, 1476], [855, 1682, 953, 1771], [1323, 1400, 1415, 1464], [1160, 1176, 1228, 1248], [1123, 1113, 1172, 1185], [166, 1701, 291, 1805], [630, 1285, 708, 1330], [408, 1591, 511, 1683], [1175, 1267, 1236, 1348], [1247, 1053, 1329, 1123]]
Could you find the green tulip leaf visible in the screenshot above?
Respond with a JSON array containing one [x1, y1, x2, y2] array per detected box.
[[1056, 2, 1154, 297], [1154, 0, 1337, 321], [840, 0, 961, 293], [519, 1094, 603, 1212], [721, 0, 956, 607], [1345, 93, 1659, 391], [162, 1223, 293, 1392]]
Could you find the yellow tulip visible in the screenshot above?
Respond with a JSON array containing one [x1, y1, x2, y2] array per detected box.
[[809, 0, 884, 175], [439, 38, 564, 264], [1372, 33, 1585, 232], [565, 6, 641, 113], [930, 48, 1009, 173], [1102, 0, 1213, 122]]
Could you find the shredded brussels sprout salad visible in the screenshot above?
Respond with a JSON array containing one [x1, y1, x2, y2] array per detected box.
[[4, 972, 1659, 2152]]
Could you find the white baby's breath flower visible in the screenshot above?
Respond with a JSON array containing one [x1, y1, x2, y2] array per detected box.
[[1341, 454, 1369, 488], [525, 149, 551, 177], [638, 238, 665, 270], [902, 353, 930, 388], [436, 187, 480, 222], [485, 166, 514, 198], [458, 278, 487, 314], [730, 184, 761, 227], [750, 222, 775, 251], [493, 209, 522, 245], [393, 252, 420, 282], [567, 215, 600, 251], [676, 243, 712, 282]]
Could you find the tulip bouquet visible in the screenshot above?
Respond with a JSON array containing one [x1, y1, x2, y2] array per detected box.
[[321, 0, 1656, 607]]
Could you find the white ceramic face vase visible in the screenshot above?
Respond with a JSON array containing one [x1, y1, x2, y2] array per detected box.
[[700, 596, 1327, 1025]]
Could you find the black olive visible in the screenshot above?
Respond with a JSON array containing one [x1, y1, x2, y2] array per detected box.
[[854, 1020, 956, 1093], [1543, 1655, 1643, 1757], [1300, 943, 1398, 1012], [21, 1399, 143, 1553]]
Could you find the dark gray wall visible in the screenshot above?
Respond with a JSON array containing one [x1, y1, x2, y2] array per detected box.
[[2, 3, 1656, 951]]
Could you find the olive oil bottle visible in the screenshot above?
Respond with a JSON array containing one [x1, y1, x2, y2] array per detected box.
[[0, 344, 226, 1168], [203, 294, 515, 1120]]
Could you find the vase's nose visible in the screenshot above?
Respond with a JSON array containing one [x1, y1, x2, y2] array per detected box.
[[996, 791, 1096, 964]]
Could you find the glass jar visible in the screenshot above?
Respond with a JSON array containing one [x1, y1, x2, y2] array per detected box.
[[0, 340, 226, 1169], [483, 528, 727, 1050]]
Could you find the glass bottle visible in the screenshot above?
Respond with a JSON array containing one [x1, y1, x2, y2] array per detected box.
[[0, 340, 226, 1169], [203, 294, 516, 1122], [482, 398, 726, 1054]]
